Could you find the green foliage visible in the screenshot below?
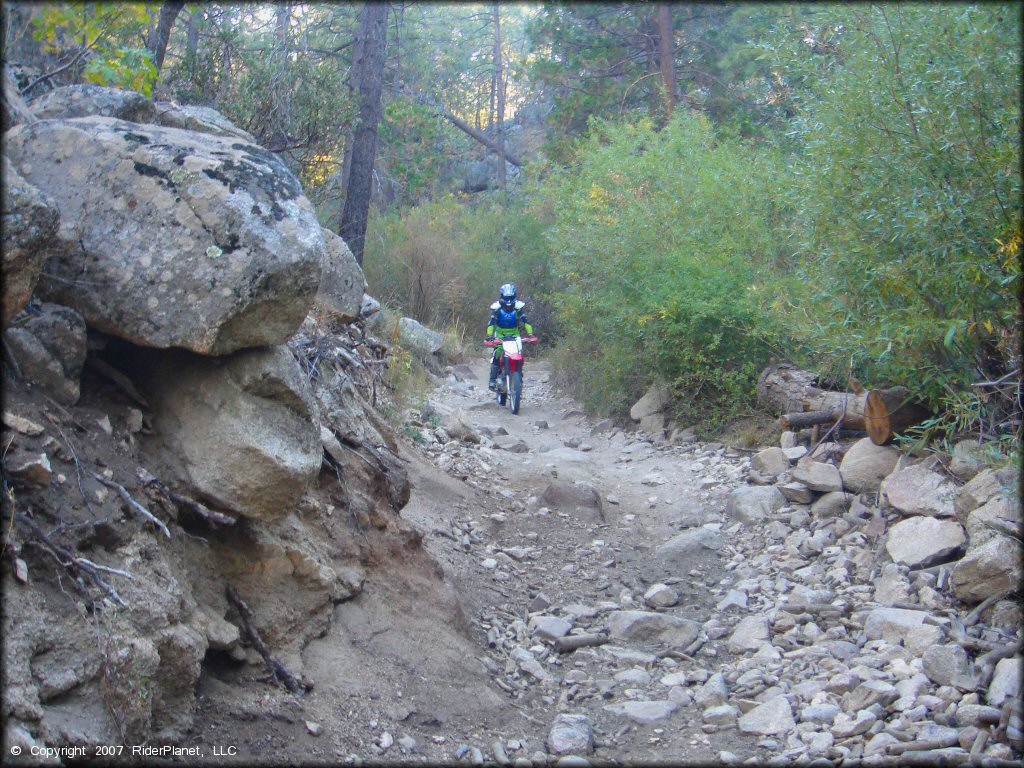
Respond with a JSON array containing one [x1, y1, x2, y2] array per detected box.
[[32, 2, 158, 95], [539, 113, 789, 429], [768, 4, 1021, 439]]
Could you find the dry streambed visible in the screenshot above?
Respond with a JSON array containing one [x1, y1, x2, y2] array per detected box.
[[391, 357, 1022, 766]]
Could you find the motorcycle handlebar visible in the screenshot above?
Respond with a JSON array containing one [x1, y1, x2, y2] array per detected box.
[[485, 336, 539, 346]]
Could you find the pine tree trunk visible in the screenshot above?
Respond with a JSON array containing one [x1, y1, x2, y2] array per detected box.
[[147, 0, 184, 75], [339, 2, 389, 266], [493, 3, 506, 190], [657, 3, 676, 115]]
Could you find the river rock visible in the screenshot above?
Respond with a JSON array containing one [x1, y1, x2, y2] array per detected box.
[[949, 440, 988, 481], [606, 611, 699, 650], [547, 714, 593, 755], [315, 230, 365, 323], [965, 496, 1020, 548], [630, 384, 669, 421], [442, 409, 480, 443], [922, 644, 976, 689], [540, 481, 603, 515], [28, 84, 157, 122], [751, 448, 790, 478], [727, 615, 770, 653], [6, 116, 324, 354], [881, 463, 956, 517], [951, 536, 1022, 603], [140, 345, 321, 521], [839, 438, 900, 493], [398, 317, 444, 357], [655, 527, 724, 567], [2, 156, 59, 328], [603, 700, 678, 723], [643, 584, 679, 608], [791, 458, 843, 493], [529, 615, 573, 642], [987, 657, 1022, 706], [811, 490, 853, 518], [955, 467, 1018, 519], [863, 608, 942, 655], [884, 517, 965, 567], [844, 680, 898, 710], [726, 486, 785, 524], [737, 696, 795, 736], [777, 482, 814, 504], [3, 303, 87, 405], [694, 673, 729, 708]]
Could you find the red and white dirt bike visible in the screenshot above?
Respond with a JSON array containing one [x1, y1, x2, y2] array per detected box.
[[485, 335, 538, 415]]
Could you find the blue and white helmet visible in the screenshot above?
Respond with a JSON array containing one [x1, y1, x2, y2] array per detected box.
[[499, 283, 517, 310]]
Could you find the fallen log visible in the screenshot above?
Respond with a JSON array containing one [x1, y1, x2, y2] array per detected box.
[[758, 363, 928, 445], [226, 584, 302, 694]]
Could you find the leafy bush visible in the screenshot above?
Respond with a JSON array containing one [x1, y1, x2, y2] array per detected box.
[[539, 113, 790, 429], [769, 4, 1021, 445]]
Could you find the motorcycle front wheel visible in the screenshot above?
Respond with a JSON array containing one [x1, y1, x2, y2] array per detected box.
[[509, 371, 522, 415]]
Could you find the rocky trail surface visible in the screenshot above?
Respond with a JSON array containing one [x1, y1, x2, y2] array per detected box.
[[187, 355, 1021, 766]]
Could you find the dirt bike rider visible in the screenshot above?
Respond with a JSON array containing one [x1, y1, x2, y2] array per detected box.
[[486, 283, 534, 391]]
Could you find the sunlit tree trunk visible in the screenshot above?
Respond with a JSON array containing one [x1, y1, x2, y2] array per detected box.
[[339, 2, 388, 266]]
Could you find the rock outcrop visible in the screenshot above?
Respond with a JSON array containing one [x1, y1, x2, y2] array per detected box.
[[2, 156, 59, 328], [6, 116, 324, 354]]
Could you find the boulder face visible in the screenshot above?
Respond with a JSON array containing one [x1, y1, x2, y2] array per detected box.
[[138, 345, 322, 521], [154, 101, 257, 143], [2, 156, 59, 328], [28, 84, 158, 123], [838, 438, 900, 493], [3, 303, 87, 405], [5, 116, 324, 354], [316, 230, 366, 323], [881, 463, 956, 517], [398, 317, 444, 357]]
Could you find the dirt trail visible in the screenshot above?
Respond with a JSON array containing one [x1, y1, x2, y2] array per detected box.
[[189, 355, 773, 764]]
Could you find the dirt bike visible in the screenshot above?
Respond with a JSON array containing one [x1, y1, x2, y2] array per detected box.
[[485, 335, 538, 415]]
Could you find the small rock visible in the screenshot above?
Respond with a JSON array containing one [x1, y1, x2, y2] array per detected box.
[[922, 645, 976, 689], [2, 412, 45, 436], [305, 721, 322, 736], [602, 700, 678, 723], [751, 448, 790, 477], [987, 657, 1022, 706], [831, 710, 876, 738], [727, 615, 770, 653], [529, 615, 573, 642], [704, 704, 740, 726], [398, 735, 417, 752], [643, 584, 679, 608], [737, 696, 796, 736], [547, 714, 594, 755], [885, 517, 966, 568], [791, 458, 843, 493], [7, 452, 52, 485]]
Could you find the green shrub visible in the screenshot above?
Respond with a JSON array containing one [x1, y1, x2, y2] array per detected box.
[[539, 113, 790, 429], [770, 4, 1021, 444]]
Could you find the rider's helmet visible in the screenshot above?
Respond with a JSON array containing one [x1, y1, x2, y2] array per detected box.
[[499, 283, 517, 310]]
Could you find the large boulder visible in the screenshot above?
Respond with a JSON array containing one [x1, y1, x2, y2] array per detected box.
[[881, 463, 956, 517], [791, 458, 844, 493], [6, 117, 324, 354], [839, 438, 900, 493], [884, 517, 965, 568], [3, 303, 87, 405], [539, 481, 603, 517], [138, 345, 322, 521], [955, 467, 1019, 520], [630, 384, 670, 421], [606, 610, 699, 650], [397, 317, 444, 357], [28, 84, 157, 123], [315, 230, 366, 323], [154, 101, 257, 142], [726, 485, 785, 524], [2, 156, 59, 328], [951, 537, 1023, 604], [964, 496, 1021, 549]]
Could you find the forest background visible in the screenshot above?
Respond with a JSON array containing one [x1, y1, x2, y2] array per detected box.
[[4, 2, 1020, 459]]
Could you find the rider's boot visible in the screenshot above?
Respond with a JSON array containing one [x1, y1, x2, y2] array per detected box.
[[488, 360, 499, 391]]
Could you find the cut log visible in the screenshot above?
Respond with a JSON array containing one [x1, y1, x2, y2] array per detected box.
[[759, 363, 928, 445]]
